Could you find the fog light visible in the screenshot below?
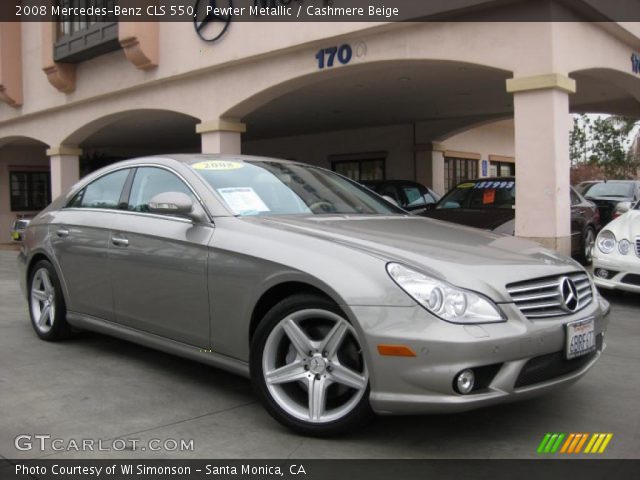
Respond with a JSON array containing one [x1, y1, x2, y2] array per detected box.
[[455, 369, 475, 394], [595, 269, 609, 279]]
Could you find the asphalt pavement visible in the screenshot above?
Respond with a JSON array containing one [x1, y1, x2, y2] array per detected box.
[[0, 249, 638, 461]]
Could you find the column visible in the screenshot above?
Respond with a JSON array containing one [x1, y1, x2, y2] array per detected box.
[[431, 143, 446, 196], [197, 119, 246, 154], [506, 73, 576, 254], [46, 146, 81, 200]]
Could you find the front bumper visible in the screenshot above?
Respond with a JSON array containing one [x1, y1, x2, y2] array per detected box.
[[348, 296, 610, 415], [593, 254, 640, 293]]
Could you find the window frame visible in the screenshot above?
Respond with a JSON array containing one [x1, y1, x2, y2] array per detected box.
[[9, 170, 52, 212], [444, 157, 479, 191], [331, 157, 386, 182]]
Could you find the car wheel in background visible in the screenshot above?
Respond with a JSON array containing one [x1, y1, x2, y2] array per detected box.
[[28, 260, 71, 341], [581, 226, 596, 266], [250, 294, 372, 436]]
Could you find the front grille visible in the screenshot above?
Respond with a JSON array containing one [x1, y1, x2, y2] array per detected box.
[[635, 237, 640, 257], [514, 334, 603, 388], [621, 274, 640, 286], [506, 272, 593, 319]]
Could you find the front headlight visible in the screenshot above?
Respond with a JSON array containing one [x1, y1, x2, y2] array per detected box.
[[618, 239, 631, 255], [597, 230, 616, 254], [386, 263, 505, 324]]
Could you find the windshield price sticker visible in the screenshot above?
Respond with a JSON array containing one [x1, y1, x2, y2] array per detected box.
[[217, 187, 270, 215], [192, 161, 244, 171]]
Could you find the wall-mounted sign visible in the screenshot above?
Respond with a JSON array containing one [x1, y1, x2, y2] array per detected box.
[[632, 53, 640, 74], [481, 159, 488, 177], [315, 44, 353, 69]]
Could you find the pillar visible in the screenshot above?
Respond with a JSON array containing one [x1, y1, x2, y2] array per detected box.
[[506, 73, 576, 254], [197, 119, 246, 154], [431, 143, 446, 196], [46, 146, 81, 200]]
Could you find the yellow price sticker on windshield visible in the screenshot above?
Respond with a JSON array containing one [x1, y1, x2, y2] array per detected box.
[[457, 182, 475, 189], [192, 160, 244, 171]]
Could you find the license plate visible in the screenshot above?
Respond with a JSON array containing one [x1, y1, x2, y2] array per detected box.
[[566, 318, 596, 360]]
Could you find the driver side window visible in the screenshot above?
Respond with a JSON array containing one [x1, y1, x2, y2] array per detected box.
[[127, 167, 194, 213]]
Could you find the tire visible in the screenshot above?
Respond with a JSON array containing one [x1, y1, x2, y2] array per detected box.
[[250, 294, 373, 436], [28, 260, 71, 341], [580, 226, 596, 266]]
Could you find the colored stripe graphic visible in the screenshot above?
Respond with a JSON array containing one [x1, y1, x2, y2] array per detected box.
[[538, 433, 613, 454]]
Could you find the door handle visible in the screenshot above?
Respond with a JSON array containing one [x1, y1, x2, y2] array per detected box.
[[111, 236, 129, 247], [56, 228, 69, 238]]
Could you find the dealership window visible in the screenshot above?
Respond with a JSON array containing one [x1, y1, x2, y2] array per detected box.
[[490, 161, 515, 177], [444, 157, 478, 190], [10, 172, 51, 212], [331, 158, 385, 182], [54, 1, 119, 63]]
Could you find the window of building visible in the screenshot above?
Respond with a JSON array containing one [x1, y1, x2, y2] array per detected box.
[[331, 158, 385, 182], [10, 171, 51, 212], [54, 1, 119, 63], [489, 161, 515, 177], [444, 157, 478, 191]]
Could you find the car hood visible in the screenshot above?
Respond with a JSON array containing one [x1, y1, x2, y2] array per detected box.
[[419, 208, 515, 230], [255, 215, 583, 300], [604, 209, 640, 238]]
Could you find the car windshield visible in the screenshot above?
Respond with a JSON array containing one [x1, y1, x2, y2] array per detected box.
[[584, 182, 633, 198], [436, 179, 515, 210], [191, 159, 404, 216]]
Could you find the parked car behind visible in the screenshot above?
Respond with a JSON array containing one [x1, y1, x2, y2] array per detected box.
[[361, 180, 440, 214], [582, 180, 640, 226], [592, 200, 640, 293], [11, 218, 31, 242], [18, 155, 609, 436], [421, 177, 600, 264], [574, 180, 601, 196]]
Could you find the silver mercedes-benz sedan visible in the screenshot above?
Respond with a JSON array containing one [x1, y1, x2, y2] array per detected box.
[[18, 155, 610, 436]]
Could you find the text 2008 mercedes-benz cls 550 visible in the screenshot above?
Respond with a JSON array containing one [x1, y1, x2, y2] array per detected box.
[[18, 155, 610, 436]]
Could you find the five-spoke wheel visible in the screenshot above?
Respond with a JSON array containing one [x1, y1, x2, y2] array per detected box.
[[28, 260, 70, 340], [251, 294, 372, 436]]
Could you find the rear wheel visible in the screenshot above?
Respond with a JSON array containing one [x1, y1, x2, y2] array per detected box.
[[28, 260, 71, 341], [250, 294, 372, 436]]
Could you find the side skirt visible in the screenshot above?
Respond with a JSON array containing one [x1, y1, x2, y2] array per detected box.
[[66, 312, 250, 378]]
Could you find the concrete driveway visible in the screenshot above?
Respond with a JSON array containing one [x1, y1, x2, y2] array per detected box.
[[1, 249, 638, 460]]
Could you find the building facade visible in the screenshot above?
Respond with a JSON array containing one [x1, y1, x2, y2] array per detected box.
[[0, 2, 639, 252]]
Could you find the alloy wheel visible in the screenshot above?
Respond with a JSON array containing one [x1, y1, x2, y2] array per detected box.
[[262, 309, 368, 424], [30, 268, 56, 334]]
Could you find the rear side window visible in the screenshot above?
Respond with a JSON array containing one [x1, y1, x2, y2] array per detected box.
[[67, 169, 130, 210], [127, 167, 194, 213]]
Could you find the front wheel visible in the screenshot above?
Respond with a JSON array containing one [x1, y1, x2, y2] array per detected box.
[[581, 226, 596, 265], [250, 294, 372, 436]]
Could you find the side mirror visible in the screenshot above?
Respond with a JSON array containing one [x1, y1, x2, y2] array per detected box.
[[424, 203, 436, 211], [148, 192, 204, 222], [381, 195, 399, 207]]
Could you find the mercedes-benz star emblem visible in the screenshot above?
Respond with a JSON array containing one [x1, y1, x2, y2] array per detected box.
[[559, 277, 579, 312], [194, 0, 233, 43]]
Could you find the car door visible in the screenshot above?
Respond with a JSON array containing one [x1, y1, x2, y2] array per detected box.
[[109, 166, 213, 347], [570, 187, 586, 254], [49, 168, 132, 321]]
